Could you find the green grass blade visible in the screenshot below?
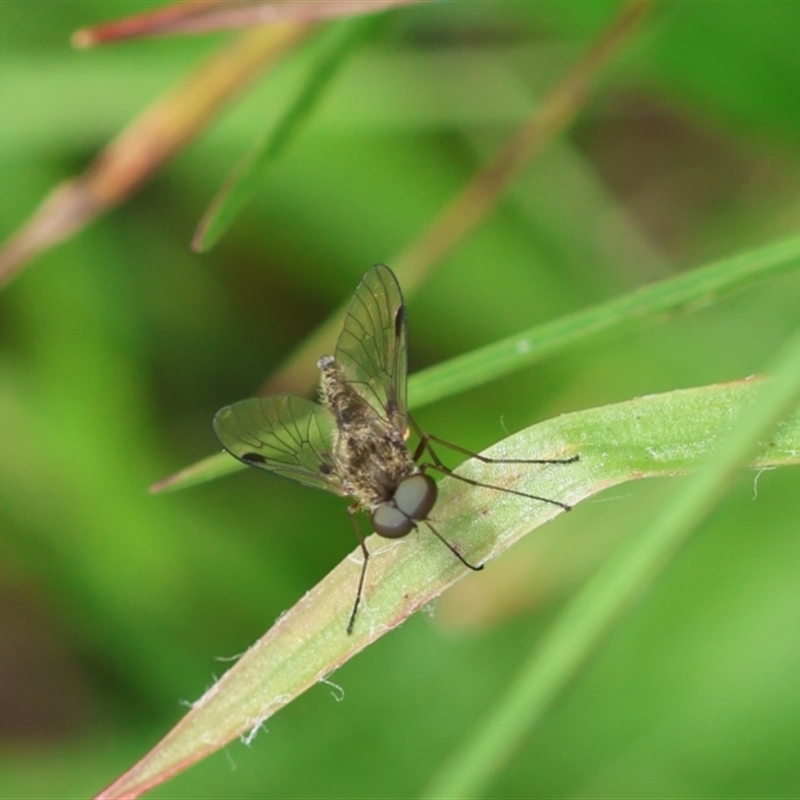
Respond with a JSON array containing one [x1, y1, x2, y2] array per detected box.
[[421, 330, 800, 799], [148, 451, 242, 493], [193, 15, 386, 252], [106, 378, 800, 798], [410, 232, 800, 407], [154, 232, 800, 493]]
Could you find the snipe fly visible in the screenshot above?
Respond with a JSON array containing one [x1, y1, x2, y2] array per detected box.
[[214, 265, 577, 633]]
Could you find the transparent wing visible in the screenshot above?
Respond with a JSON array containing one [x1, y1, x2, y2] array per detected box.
[[334, 264, 408, 432], [213, 395, 344, 495]]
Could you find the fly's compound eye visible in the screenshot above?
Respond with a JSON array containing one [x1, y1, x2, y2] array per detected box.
[[371, 474, 438, 539], [372, 503, 414, 538], [395, 473, 437, 521]]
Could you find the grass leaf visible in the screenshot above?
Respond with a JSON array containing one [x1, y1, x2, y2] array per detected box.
[[152, 232, 800, 493], [193, 14, 386, 252], [422, 331, 800, 798], [104, 378, 800, 798]]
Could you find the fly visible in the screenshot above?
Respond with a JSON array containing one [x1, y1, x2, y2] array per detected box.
[[213, 265, 578, 634]]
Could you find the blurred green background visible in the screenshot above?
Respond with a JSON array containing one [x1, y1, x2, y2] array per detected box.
[[2, 1, 800, 797]]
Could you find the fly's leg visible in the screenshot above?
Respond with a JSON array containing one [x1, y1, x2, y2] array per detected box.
[[409, 416, 575, 511], [419, 520, 483, 572], [423, 430, 578, 467], [346, 507, 370, 635]]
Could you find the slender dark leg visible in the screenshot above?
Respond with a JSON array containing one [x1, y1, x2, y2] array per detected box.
[[422, 430, 579, 467], [422, 458, 572, 510], [420, 520, 483, 572], [346, 509, 370, 635], [408, 416, 575, 511]]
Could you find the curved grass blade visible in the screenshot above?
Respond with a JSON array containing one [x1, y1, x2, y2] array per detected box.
[[259, 0, 654, 397], [422, 328, 800, 799], [73, 0, 421, 47], [193, 14, 387, 252], [152, 231, 800, 494], [149, 451, 243, 494], [409, 231, 800, 408], [101, 379, 800, 799], [0, 24, 310, 288]]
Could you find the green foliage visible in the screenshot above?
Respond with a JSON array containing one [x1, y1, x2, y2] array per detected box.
[[193, 15, 388, 252], [1, 2, 800, 798]]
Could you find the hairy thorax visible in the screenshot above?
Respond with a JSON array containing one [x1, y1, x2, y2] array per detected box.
[[319, 356, 417, 506]]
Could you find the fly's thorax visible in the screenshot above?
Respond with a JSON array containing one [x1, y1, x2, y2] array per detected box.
[[338, 428, 418, 505]]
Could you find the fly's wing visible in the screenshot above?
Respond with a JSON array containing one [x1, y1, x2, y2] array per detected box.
[[213, 395, 344, 495], [334, 264, 408, 433]]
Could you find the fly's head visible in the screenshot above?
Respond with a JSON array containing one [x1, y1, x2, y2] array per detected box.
[[371, 473, 437, 538]]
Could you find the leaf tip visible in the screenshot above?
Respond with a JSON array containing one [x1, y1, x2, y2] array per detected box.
[[71, 28, 96, 48], [190, 220, 213, 253]]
